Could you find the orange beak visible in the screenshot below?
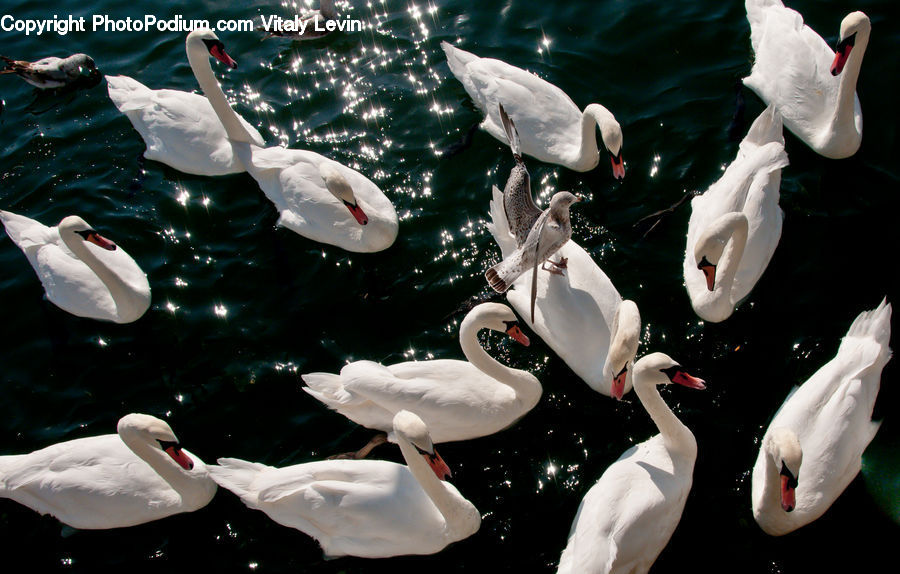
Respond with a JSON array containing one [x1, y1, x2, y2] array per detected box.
[[344, 201, 369, 225], [424, 449, 452, 481], [670, 370, 706, 390], [780, 474, 796, 512], [610, 152, 625, 180], [698, 257, 716, 291], [165, 445, 194, 471], [505, 323, 530, 346], [86, 232, 117, 251], [611, 366, 627, 400], [210, 44, 237, 69], [830, 35, 855, 76]]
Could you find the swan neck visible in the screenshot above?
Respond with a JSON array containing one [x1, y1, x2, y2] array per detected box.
[[396, 435, 470, 532], [759, 437, 783, 512], [458, 314, 540, 405], [834, 27, 868, 128], [634, 377, 693, 453], [577, 106, 603, 167], [186, 38, 254, 143], [59, 231, 142, 319], [716, 216, 749, 299], [118, 427, 194, 492]]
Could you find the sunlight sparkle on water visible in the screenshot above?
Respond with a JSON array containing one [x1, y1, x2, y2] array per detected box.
[[214, 304, 228, 318]]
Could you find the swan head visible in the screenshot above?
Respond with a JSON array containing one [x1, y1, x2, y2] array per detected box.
[[188, 28, 238, 69], [831, 12, 871, 76], [393, 410, 452, 481], [319, 163, 368, 225], [633, 352, 706, 391], [765, 428, 802, 512], [117, 413, 195, 471], [693, 212, 748, 291], [467, 302, 530, 346], [603, 128, 625, 180], [59, 216, 117, 251], [603, 300, 641, 400], [584, 104, 625, 179]]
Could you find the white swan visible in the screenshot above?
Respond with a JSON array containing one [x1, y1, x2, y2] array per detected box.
[[442, 42, 624, 176], [557, 353, 706, 574], [684, 105, 789, 323], [208, 410, 481, 558], [196, 33, 398, 252], [301, 302, 540, 445], [0, 414, 216, 529], [751, 299, 891, 536], [0, 211, 151, 323], [107, 29, 265, 176], [487, 186, 640, 397], [743, 0, 870, 158]]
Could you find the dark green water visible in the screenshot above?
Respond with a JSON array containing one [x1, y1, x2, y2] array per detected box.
[[0, 0, 897, 571]]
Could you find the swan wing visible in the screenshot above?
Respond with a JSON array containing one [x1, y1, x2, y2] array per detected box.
[[107, 75, 264, 175], [744, 1, 837, 139], [245, 148, 398, 253], [0, 210, 55, 251], [0, 435, 184, 527], [505, 239, 621, 393], [768, 302, 891, 519], [442, 42, 582, 162]]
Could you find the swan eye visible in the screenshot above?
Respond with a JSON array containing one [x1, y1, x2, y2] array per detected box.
[[697, 256, 712, 271], [616, 364, 628, 378], [836, 32, 857, 52], [413, 443, 431, 456], [74, 229, 98, 239], [158, 439, 179, 451]]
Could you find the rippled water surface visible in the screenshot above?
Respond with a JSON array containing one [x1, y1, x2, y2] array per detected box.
[[1, 0, 898, 571]]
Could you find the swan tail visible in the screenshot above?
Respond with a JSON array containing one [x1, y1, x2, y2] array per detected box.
[[207, 458, 269, 507], [498, 103, 522, 161], [106, 75, 153, 113], [441, 41, 476, 79], [486, 185, 516, 257], [0, 210, 52, 251], [840, 299, 893, 382], [301, 373, 357, 407], [742, 104, 784, 148], [844, 298, 892, 350]]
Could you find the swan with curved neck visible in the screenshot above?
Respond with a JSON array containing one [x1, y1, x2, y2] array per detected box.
[[302, 302, 541, 451], [442, 42, 625, 177], [193, 29, 397, 252], [603, 300, 642, 400], [0, 211, 150, 323], [487, 186, 639, 396], [558, 353, 705, 573], [0, 413, 216, 529], [751, 299, 890, 535], [691, 212, 749, 321], [684, 105, 789, 323], [208, 410, 481, 558], [754, 428, 803, 520], [107, 29, 265, 176], [744, 1, 870, 158]]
